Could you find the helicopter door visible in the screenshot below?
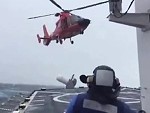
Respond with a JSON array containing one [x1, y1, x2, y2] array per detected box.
[[61, 18, 68, 29]]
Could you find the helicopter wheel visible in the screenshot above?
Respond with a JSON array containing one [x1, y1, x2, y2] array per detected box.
[[56, 40, 59, 43], [60, 40, 63, 44], [70, 38, 74, 44], [80, 31, 84, 34], [71, 41, 74, 44]]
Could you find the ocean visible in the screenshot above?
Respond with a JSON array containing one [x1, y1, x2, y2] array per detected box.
[[0, 83, 61, 113]]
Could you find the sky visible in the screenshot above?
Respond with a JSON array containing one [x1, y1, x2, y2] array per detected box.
[[0, 0, 140, 87]]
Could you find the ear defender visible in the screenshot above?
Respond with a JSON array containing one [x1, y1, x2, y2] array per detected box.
[[80, 75, 88, 83], [80, 65, 121, 99], [87, 76, 94, 83], [110, 77, 121, 99], [80, 65, 120, 89], [80, 75, 94, 84], [113, 78, 120, 89]]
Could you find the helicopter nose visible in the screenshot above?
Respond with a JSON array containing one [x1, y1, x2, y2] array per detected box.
[[78, 19, 90, 27]]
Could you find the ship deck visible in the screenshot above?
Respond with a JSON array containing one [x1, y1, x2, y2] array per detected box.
[[13, 87, 141, 113]]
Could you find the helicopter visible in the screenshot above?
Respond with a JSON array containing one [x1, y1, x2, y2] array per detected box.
[[37, 12, 90, 45], [28, 0, 109, 45]]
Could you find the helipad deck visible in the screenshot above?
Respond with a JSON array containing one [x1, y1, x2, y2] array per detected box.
[[13, 87, 141, 113]]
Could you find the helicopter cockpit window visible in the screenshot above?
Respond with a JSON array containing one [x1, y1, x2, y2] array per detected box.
[[68, 14, 82, 25]]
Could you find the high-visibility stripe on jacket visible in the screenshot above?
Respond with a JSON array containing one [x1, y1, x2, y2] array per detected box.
[[66, 93, 136, 113]]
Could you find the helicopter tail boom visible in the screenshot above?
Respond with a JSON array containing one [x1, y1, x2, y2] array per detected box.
[[36, 25, 51, 46]]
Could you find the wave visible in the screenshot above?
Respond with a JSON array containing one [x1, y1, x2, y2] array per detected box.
[[0, 91, 8, 98]]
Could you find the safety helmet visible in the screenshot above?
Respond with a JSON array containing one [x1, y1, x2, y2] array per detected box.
[[80, 65, 120, 98]]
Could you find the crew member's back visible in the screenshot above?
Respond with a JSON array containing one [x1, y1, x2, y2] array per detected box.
[[66, 65, 136, 113]]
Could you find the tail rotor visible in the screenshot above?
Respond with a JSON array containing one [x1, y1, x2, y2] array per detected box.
[[37, 34, 41, 43]]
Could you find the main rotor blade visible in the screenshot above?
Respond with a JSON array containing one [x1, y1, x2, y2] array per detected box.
[[49, 0, 64, 11], [28, 13, 55, 19], [69, 0, 109, 12]]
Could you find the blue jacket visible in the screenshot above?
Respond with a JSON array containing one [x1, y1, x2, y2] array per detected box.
[[66, 93, 136, 113]]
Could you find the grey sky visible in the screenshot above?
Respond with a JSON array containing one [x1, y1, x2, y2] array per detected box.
[[0, 0, 139, 87]]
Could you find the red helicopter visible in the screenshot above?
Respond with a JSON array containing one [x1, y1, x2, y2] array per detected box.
[[28, 0, 108, 45]]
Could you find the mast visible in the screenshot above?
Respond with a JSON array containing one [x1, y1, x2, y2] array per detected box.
[[108, 0, 150, 112], [135, 0, 150, 112]]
